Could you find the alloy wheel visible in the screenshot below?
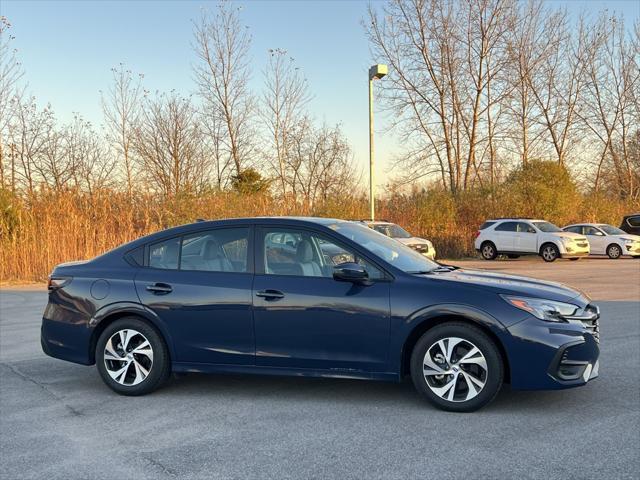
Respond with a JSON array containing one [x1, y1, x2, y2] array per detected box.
[[542, 245, 557, 262], [482, 244, 495, 259], [422, 337, 488, 402], [103, 329, 154, 386]]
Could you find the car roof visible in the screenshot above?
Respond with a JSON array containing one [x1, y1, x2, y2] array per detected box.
[[485, 218, 544, 222]]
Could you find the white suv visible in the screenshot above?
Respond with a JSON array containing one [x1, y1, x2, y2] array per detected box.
[[475, 218, 590, 262], [563, 223, 640, 259]]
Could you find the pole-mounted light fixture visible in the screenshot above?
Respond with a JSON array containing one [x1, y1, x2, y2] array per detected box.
[[368, 64, 387, 222]]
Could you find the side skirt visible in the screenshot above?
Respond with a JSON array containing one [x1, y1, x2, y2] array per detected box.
[[172, 362, 400, 382]]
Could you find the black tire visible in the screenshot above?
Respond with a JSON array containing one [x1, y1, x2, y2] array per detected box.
[[507, 254, 520, 259], [606, 243, 622, 259], [480, 241, 498, 260], [96, 316, 171, 396], [410, 322, 504, 412], [540, 243, 559, 262]]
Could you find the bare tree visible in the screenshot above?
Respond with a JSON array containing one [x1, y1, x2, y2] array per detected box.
[[262, 48, 311, 199], [0, 16, 24, 187], [581, 14, 640, 199], [133, 92, 208, 197], [366, 0, 516, 193], [101, 64, 143, 197], [284, 118, 355, 207], [193, 3, 255, 177]]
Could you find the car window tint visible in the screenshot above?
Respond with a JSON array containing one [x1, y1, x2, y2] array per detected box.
[[149, 238, 180, 269], [495, 221, 518, 232], [564, 226, 582, 234], [583, 226, 601, 236], [479, 221, 496, 230], [180, 228, 249, 273], [517, 222, 535, 233], [263, 229, 383, 279], [628, 216, 640, 227]]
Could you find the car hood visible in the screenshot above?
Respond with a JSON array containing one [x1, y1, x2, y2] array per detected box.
[[614, 234, 640, 241], [424, 268, 587, 304], [553, 231, 585, 240], [397, 237, 432, 246]]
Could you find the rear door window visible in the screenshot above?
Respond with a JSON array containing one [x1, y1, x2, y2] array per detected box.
[[149, 238, 180, 270], [494, 222, 518, 232], [564, 226, 582, 234], [627, 216, 640, 227], [180, 228, 249, 273]]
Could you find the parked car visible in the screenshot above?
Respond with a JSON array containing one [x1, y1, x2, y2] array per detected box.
[[42, 217, 600, 412], [475, 218, 590, 262], [620, 213, 640, 235], [563, 223, 640, 259], [361, 220, 436, 260]]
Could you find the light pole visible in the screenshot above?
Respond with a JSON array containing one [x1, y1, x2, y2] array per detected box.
[[369, 64, 387, 221]]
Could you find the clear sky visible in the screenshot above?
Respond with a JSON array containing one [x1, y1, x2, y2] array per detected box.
[[2, 0, 639, 187]]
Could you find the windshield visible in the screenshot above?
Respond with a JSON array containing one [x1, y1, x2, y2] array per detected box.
[[373, 224, 412, 239], [599, 224, 626, 235], [533, 221, 562, 233], [331, 222, 438, 273]]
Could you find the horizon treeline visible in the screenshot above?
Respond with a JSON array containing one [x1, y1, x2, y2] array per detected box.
[[0, 1, 639, 281]]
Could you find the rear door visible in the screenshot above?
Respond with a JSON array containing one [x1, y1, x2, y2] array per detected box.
[[252, 225, 391, 373], [134, 226, 255, 365], [493, 221, 518, 251]]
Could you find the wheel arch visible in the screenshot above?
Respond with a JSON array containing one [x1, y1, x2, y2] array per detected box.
[[399, 307, 511, 384], [88, 303, 174, 364], [539, 241, 560, 255]]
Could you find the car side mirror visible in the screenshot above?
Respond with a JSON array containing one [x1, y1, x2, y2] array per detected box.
[[333, 262, 372, 286]]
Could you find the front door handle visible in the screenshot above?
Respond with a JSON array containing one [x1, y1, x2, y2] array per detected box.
[[146, 283, 173, 294], [255, 289, 285, 300]]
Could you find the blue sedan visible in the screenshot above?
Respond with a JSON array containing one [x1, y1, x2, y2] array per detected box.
[[41, 217, 600, 411]]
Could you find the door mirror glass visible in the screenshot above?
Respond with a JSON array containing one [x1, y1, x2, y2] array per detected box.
[[333, 262, 371, 285]]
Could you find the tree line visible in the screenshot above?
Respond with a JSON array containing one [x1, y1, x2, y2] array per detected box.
[[0, 6, 355, 207]]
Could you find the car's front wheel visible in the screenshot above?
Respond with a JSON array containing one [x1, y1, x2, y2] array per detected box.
[[96, 317, 171, 396], [606, 244, 622, 259], [410, 323, 504, 412], [540, 243, 559, 262]]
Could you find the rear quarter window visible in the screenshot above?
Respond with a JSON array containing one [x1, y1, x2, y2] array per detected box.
[[479, 221, 496, 230]]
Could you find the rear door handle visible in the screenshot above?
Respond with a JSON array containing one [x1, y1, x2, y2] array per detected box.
[[255, 289, 285, 300], [146, 283, 173, 294]]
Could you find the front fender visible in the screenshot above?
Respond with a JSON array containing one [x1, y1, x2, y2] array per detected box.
[[390, 303, 513, 378], [89, 302, 176, 362]]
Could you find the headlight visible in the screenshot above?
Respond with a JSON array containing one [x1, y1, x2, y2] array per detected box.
[[623, 238, 634, 244], [500, 295, 578, 322]]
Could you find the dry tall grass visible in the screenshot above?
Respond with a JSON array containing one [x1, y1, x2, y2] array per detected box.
[[1, 184, 636, 283]]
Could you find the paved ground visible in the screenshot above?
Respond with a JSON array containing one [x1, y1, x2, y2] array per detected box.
[[1, 259, 639, 479]]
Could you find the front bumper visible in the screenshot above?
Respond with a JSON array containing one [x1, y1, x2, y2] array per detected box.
[[503, 312, 600, 390], [560, 243, 590, 258], [624, 242, 640, 256]]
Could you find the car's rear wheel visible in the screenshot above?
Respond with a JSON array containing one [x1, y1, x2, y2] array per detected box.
[[480, 242, 497, 260], [606, 244, 622, 259], [410, 323, 503, 412], [540, 243, 559, 262], [96, 317, 170, 396]]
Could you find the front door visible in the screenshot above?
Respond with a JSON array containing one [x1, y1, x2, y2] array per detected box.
[[134, 226, 255, 365], [514, 222, 537, 252], [252, 226, 391, 373]]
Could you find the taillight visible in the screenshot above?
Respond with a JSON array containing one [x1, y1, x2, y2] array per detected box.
[[48, 276, 71, 291], [475, 230, 481, 238]]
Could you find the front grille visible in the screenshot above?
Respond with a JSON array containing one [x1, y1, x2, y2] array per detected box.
[[564, 304, 600, 343], [577, 242, 588, 248]]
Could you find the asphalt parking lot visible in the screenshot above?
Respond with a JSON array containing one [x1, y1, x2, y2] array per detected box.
[[1, 258, 639, 479]]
